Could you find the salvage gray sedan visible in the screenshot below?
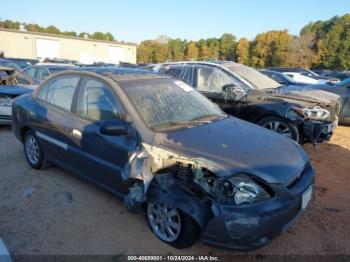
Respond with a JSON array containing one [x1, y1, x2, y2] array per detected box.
[[12, 67, 314, 250]]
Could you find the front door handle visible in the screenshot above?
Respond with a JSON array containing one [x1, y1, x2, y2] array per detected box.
[[72, 129, 82, 139]]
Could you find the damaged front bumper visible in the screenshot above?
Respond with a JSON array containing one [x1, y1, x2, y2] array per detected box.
[[302, 118, 338, 143], [202, 164, 314, 250]]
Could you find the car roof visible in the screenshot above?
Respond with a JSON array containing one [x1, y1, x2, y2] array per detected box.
[[67, 66, 166, 82], [0, 66, 15, 72]]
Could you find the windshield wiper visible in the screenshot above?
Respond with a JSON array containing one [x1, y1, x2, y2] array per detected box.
[[152, 115, 225, 131], [190, 114, 226, 122]]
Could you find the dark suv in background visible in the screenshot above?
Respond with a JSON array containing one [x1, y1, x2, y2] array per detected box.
[[154, 62, 340, 144]]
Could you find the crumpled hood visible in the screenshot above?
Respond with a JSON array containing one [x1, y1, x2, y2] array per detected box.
[[158, 117, 309, 186], [276, 85, 340, 104], [267, 87, 337, 105]]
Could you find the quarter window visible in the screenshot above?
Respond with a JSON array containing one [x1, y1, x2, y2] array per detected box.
[[77, 78, 122, 122]]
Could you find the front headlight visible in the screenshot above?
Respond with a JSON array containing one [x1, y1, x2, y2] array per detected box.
[[224, 174, 271, 205], [0, 95, 12, 107], [292, 106, 330, 120]]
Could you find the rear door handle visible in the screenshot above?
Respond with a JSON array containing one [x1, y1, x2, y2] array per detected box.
[[72, 129, 82, 139]]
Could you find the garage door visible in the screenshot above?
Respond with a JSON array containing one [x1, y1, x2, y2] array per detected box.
[[35, 39, 60, 59], [108, 46, 123, 64]]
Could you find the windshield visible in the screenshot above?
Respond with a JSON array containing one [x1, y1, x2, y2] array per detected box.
[[122, 78, 225, 131], [224, 63, 281, 90]]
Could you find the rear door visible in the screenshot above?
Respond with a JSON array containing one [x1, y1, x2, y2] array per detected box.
[[67, 76, 137, 195], [31, 74, 81, 165]]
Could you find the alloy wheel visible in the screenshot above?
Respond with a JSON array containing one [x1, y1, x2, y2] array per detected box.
[[147, 202, 181, 242], [262, 121, 293, 138], [25, 135, 40, 165]]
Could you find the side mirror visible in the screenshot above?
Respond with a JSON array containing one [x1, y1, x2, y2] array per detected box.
[[222, 84, 246, 101], [100, 120, 129, 136]]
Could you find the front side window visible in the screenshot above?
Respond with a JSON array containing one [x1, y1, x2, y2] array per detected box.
[[37, 75, 80, 111], [195, 65, 238, 92], [77, 78, 123, 122]]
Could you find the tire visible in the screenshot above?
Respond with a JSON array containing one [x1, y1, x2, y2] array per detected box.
[[257, 116, 300, 143], [24, 130, 45, 169], [147, 201, 200, 249]]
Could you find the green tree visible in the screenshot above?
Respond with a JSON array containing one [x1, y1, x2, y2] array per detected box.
[[137, 40, 156, 63], [154, 43, 168, 63], [198, 39, 209, 60], [206, 38, 220, 60], [219, 33, 236, 60], [45, 25, 60, 35], [167, 39, 185, 61]]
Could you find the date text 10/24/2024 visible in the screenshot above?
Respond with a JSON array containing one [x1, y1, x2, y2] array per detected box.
[[127, 256, 220, 261]]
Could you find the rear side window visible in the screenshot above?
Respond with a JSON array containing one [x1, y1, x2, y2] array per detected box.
[[77, 78, 123, 122], [37, 68, 50, 80], [23, 68, 36, 79], [37, 76, 80, 111]]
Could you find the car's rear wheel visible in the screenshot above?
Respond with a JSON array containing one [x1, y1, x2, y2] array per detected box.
[[257, 116, 300, 143], [147, 201, 200, 249], [24, 130, 44, 169]]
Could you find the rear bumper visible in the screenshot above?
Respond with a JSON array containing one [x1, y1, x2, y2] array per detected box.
[[302, 118, 338, 143], [202, 164, 314, 250], [0, 115, 12, 125]]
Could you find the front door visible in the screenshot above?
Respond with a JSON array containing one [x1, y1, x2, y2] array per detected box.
[[67, 76, 138, 195]]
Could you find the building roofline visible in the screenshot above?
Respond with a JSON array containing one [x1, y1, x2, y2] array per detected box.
[[0, 28, 137, 47]]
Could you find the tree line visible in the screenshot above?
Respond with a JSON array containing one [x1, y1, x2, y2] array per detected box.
[[0, 19, 117, 42], [137, 14, 350, 70], [1, 14, 350, 70]]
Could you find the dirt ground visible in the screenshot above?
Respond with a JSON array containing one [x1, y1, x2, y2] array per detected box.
[[0, 125, 349, 257]]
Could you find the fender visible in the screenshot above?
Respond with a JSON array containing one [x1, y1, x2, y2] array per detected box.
[[146, 172, 213, 230]]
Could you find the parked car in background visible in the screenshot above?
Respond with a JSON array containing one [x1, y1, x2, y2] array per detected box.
[[280, 78, 350, 125], [12, 67, 314, 250], [0, 67, 36, 124], [268, 67, 339, 84], [281, 72, 331, 85], [319, 70, 350, 81], [5, 58, 38, 69], [22, 64, 76, 83], [260, 70, 309, 86], [42, 58, 77, 65], [0, 59, 22, 71], [154, 61, 340, 144]]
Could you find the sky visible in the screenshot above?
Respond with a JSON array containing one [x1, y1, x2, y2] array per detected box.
[[1, 0, 350, 43]]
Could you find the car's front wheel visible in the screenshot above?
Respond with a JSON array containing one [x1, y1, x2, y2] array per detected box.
[[257, 116, 300, 143], [24, 130, 45, 169], [147, 201, 200, 249]]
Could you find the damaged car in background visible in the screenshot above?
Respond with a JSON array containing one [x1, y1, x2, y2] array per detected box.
[[0, 67, 36, 125], [154, 61, 340, 144], [12, 68, 314, 250]]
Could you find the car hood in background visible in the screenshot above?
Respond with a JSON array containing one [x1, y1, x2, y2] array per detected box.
[[267, 86, 339, 105], [156, 117, 308, 186], [0, 85, 34, 95], [272, 85, 340, 103]]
